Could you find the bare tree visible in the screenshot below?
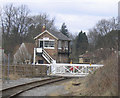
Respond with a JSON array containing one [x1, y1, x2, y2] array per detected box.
[[1, 4, 31, 54], [27, 13, 57, 41], [88, 18, 118, 49], [1, 4, 30, 36], [95, 18, 117, 35]]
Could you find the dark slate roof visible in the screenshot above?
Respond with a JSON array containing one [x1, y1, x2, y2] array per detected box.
[[49, 30, 71, 41], [34, 30, 71, 41]]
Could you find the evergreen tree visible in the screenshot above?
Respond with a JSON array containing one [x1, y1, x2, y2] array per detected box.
[[75, 31, 88, 56], [60, 23, 69, 37]]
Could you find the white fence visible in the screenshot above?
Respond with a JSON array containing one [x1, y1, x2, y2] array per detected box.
[[49, 63, 104, 77]]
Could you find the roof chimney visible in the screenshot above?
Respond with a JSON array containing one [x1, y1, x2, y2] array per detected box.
[[42, 25, 46, 32]]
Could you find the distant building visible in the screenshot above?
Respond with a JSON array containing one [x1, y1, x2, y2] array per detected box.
[[33, 30, 71, 64], [79, 51, 94, 64], [13, 43, 35, 64], [13, 30, 71, 65]]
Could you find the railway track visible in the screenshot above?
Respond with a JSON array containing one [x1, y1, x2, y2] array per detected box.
[[1, 77, 66, 98]]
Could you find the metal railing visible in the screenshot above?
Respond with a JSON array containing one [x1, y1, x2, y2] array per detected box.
[[42, 49, 54, 63]]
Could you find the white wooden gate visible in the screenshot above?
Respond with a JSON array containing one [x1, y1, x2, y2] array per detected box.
[[49, 63, 103, 77]]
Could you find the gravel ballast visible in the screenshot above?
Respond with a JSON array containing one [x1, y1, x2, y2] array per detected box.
[[19, 81, 69, 96], [2, 77, 48, 90]]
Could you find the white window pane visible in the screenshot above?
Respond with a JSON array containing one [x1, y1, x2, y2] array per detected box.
[[50, 41, 54, 47], [44, 41, 55, 48], [45, 41, 49, 47]]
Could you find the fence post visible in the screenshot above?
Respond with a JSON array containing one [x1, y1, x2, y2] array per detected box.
[[7, 53, 10, 83], [3, 53, 5, 83]]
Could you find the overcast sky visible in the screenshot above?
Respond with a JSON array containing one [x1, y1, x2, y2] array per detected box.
[[0, 0, 120, 34]]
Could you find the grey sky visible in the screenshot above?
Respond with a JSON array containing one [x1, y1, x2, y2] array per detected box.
[[0, 0, 119, 34]]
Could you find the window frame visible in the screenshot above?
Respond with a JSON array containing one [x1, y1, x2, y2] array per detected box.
[[65, 41, 68, 50], [44, 40, 55, 49], [39, 39, 55, 49], [58, 40, 62, 49]]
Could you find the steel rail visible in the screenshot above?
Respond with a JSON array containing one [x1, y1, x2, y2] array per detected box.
[[1, 77, 66, 98]]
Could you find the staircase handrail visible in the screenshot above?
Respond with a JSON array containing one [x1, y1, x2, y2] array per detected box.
[[42, 49, 54, 63]]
